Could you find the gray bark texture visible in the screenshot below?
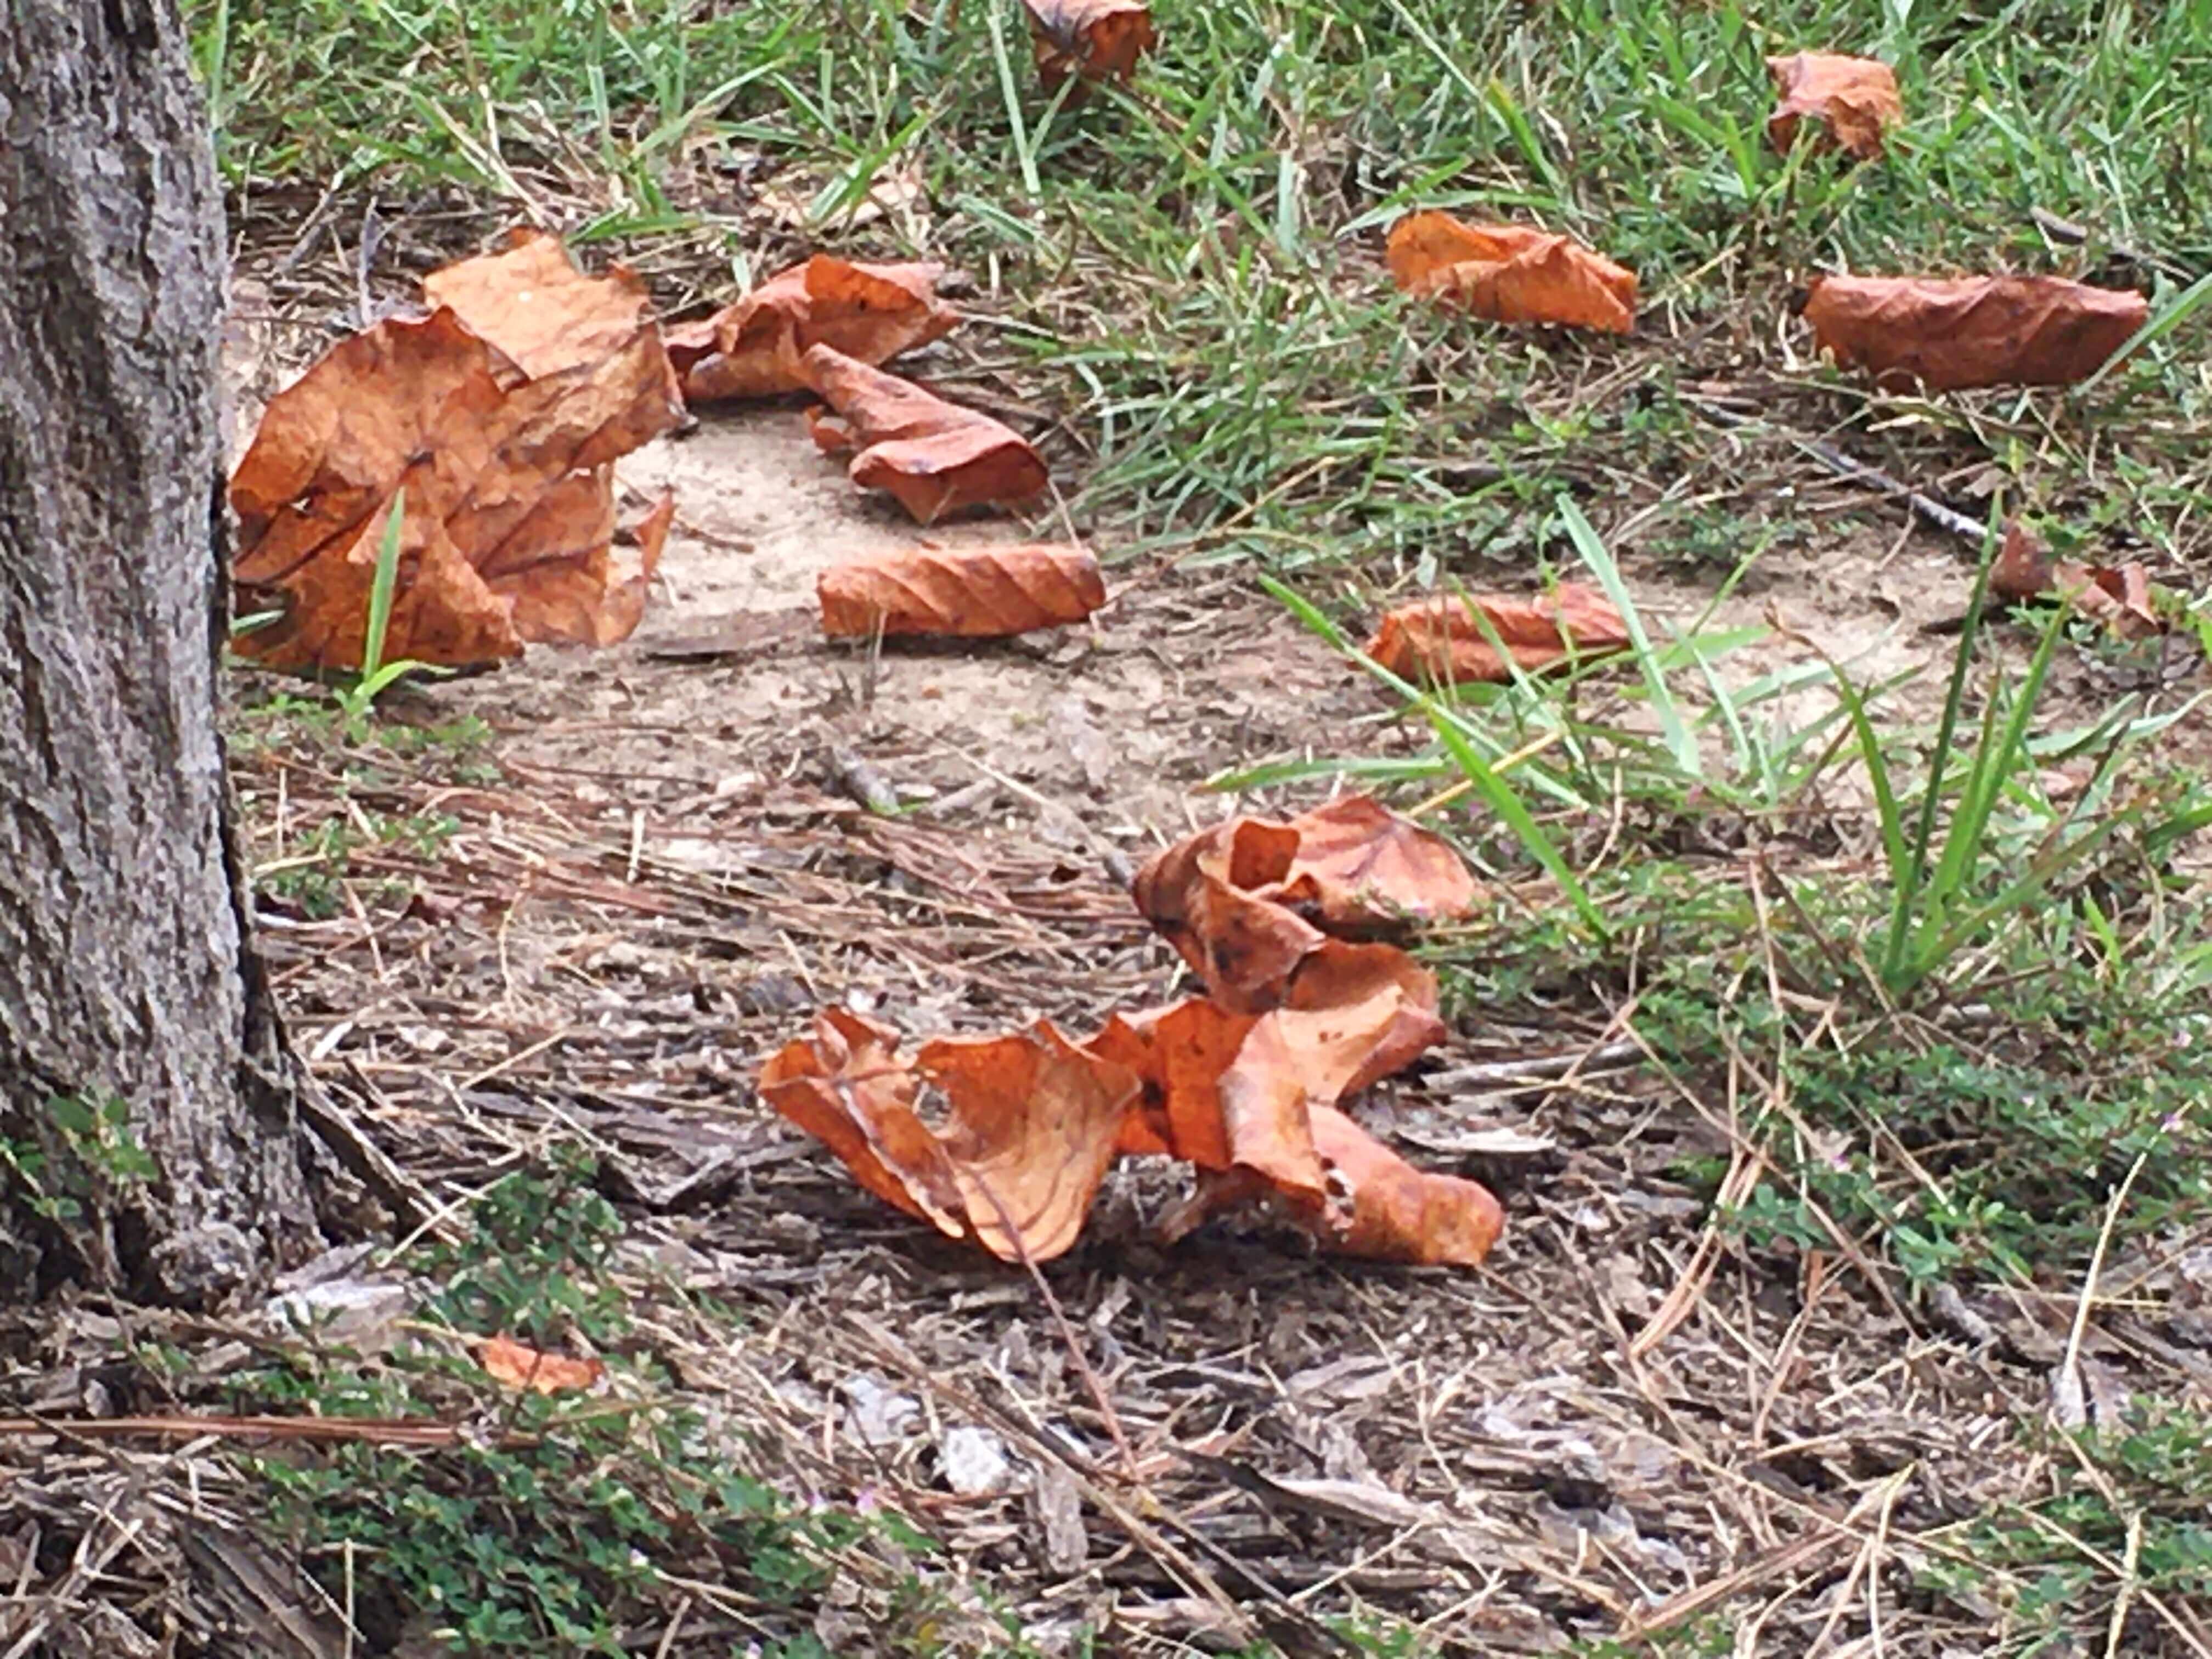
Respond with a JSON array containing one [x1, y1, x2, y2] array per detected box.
[[0, 0, 316, 1306]]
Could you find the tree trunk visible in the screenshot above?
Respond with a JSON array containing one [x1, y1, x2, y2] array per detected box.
[[0, 0, 315, 1308]]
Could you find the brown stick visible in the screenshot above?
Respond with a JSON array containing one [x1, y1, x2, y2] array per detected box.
[[0, 1413, 517, 1448]]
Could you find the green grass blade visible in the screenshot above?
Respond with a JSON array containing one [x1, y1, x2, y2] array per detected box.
[[2074, 269, 2212, 397], [363, 490, 406, 684], [1557, 495, 1696, 775]]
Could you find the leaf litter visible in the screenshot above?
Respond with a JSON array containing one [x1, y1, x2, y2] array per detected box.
[[192, 63, 2208, 1642], [765, 797, 1505, 1267]]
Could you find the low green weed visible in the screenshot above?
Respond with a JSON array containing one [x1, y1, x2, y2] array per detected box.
[[1923, 1404, 2212, 1656], [244, 1151, 916, 1656]]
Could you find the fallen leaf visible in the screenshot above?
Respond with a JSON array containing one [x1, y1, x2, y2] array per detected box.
[[1991, 519, 2162, 640], [477, 1335, 605, 1394], [1151, 1094, 1497, 1267], [1131, 817, 1324, 1011], [802, 345, 1049, 523], [669, 256, 956, 403], [1024, 0, 1155, 87], [758, 1011, 1138, 1263], [757, 1008, 969, 1235], [421, 227, 663, 380], [767, 795, 1500, 1270], [1279, 940, 1446, 1099], [1214, 960, 1446, 1203], [1305, 1106, 1504, 1266], [1387, 212, 1637, 334], [818, 544, 1105, 638], [1264, 795, 1481, 934], [1132, 799, 1476, 1009], [1364, 583, 1632, 684], [232, 238, 685, 670], [1091, 998, 1256, 1165], [1765, 53, 1904, 160], [918, 1026, 1141, 1261], [1802, 274, 2148, 392], [489, 487, 675, 649]]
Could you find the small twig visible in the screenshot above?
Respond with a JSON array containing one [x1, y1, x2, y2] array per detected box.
[[0, 1413, 514, 1448], [1685, 396, 1989, 543], [2108, 1508, 2147, 1658], [2056, 1152, 2149, 1426], [964, 1169, 1136, 1479], [825, 744, 901, 815], [1423, 1037, 1640, 1091]]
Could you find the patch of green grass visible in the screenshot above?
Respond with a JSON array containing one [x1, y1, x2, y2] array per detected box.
[[196, 0, 2211, 571], [1259, 508, 2212, 1285]]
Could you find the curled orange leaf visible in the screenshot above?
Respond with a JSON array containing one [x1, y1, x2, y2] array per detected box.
[[1364, 583, 1631, 685], [1265, 795, 1481, 934], [230, 276, 684, 671], [817, 544, 1105, 639], [1305, 1106, 1503, 1266], [1802, 274, 2148, 392], [1132, 799, 1476, 1010], [1765, 52, 1904, 160], [1387, 212, 1637, 334], [802, 345, 1049, 523], [1091, 998, 1255, 1165], [759, 1011, 1138, 1263], [477, 1335, 605, 1395], [668, 256, 957, 403], [1024, 0, 1155, 87]]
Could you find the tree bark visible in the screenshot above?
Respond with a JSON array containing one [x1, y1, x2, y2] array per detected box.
[[0, 0, 315, 1307]]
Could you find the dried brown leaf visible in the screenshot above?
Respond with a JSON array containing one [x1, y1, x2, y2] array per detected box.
[[421, 227, 663, 380], [670, 256, 956, 403], [1991, 520, 2162, 640], [757, 1008, 968, 1234], [1364, 583, 1631, 684], [759, 1011, 1138, 1263], [802, 345, 1048, 523], [1387, 212, 1637, 334], [1305, 1106, 1504, 1266], [1802, 274, 2148, 392], [817, 544, 1104, 638], [477, 1335, 605, 1394], [1262, 795, 1481, 933], [915, 1026, 1139, 1261], [1090, 998, 1255, 1165], [1024, 0, 1155, 87], [1132, 799, 1475, 1009], [1765, 52, 1904, 160], [231, 237, 684, 670]]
